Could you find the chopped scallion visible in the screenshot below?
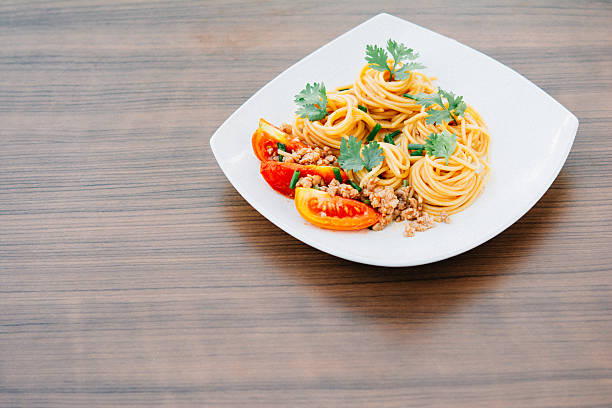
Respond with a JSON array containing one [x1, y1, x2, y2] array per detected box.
[[366, 123, 382, 142], [383, 130, 401, 145], [358, 105, 368, 113], [348, 180, 362, 192], [333, 167, 343, 183], [277, 142, 286, 162], [289, 170, 300, 189]]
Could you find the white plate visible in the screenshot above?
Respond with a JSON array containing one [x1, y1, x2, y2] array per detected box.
[[210, 13, 578, 267]]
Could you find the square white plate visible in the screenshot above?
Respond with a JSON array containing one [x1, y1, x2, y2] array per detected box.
[[210, 13, 578, 267]]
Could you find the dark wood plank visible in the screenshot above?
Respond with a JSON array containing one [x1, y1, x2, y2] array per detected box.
[[1, 1, 611, 407]]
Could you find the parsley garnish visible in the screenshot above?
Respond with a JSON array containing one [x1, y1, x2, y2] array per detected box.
[[365, 39, 425, 81], [404, 87, 467, 125], [362, 141, 385, 171], [294, 82, 328, 121], [425, 131, 457, 164], [338, 136, 364, 171], [338, 136, 384, 172], [408, 130, 457, 165]]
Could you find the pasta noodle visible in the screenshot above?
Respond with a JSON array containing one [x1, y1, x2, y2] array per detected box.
[[353, 142, 411, 191], [400, 105, 490, 160], [291, 91, 376, 150], [352, 64, 436, 129], [409, 143, 490, 215]]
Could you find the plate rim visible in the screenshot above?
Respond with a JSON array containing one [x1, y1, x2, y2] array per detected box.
[[210, 13, 579, 267]]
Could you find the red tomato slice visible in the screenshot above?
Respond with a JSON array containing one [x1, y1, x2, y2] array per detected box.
[[251, 119, 307, 161], [294, 187, 380, 230], [260, 161, 347, 198]]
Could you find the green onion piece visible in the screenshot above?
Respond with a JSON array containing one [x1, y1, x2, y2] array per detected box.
[[383, 130, 402, 145], [407, 143, 424, 150], [348, 180, 362, 192], [362, 198, 371, 205], [410, 150, 424, 156], [338, 87, 350, 91], [357, 105, 368, 113], [289, 170, 300, 189], [277, 142, 286, 162], [366, 123, 382, 142], [312, 185, 320, 190], [333, 167, 343, 183], [402, 180, 408, 187]]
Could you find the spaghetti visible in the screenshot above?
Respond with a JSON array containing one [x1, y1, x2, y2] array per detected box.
[[255, 39, 491, 235]]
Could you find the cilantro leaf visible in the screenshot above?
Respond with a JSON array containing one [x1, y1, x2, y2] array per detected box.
[[394, 61, 427, 80], [294, 82, 328, 121], [386, 39, 424, 80], [365, 39, 425, 81], [386, 39, 413, 64], [425, 109, 453, 125], [362, 141, 384, 171], [338, 136, 365, 172], [404, 92, 443, 108], [424, 130, 457, 164], [365, 44, 389, 72], [405, 87, 467, 124], [439, 88, 467, 119], [338, 136, 385, 172]]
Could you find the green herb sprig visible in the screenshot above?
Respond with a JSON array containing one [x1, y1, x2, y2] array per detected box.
[[404, 87, 467, 125], [365, 39, 426, 81], [408, 130, 457, 164], [338, 136, 384, 172], [294, 82, 328, 121]]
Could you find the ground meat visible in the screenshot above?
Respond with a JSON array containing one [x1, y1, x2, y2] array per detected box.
[[265, 146, 279, 161], [296, 147, 321, 165], [290, 145, 337, 166], [278, 150, 298, 163], [338, 183, 360, 199], [364, 181, 399, 231], [361, 178, 445, 236], [394, 186, 410, 209], [372, 214, 394, 231], [324, 179, 340, 197], [361, 178, 378, 198], [369, 186, 399, 216], [319, 179, 359, 199], [404, 223, 415, 237], [295, 174, 322, 189], [269, 136, 338, 166], [403, 212, 435, 235]]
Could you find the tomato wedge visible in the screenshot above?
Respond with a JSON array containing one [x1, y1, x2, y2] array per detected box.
[[294, 188, 380, 230], [252, 118, 308, 161], [260, 161, 347, 198]]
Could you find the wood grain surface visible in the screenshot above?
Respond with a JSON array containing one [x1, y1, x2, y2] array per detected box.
[[1, 1, 611, 407]]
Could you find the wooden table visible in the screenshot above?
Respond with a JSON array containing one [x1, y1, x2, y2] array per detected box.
[[1, 1, 611, 406]]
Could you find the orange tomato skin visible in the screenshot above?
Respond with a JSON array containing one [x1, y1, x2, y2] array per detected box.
[[294, 187, 380, 230], [251, 119, 307, 161], [260, 161, 347, 198]]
